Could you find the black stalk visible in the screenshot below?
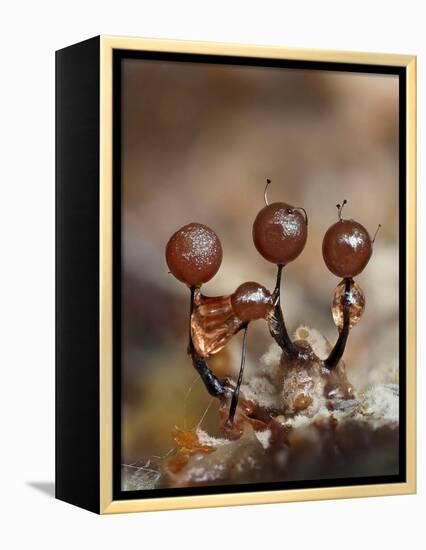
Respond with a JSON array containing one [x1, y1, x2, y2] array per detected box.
[[324, 278, 352, 369], [226, 323, 249, 428], [267, 264, 297, 357]]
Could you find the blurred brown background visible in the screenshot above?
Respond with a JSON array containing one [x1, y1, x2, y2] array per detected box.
[[121, 58, 399, 473]]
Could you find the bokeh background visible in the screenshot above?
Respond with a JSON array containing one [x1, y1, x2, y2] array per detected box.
[[121, 58, 399, 479]]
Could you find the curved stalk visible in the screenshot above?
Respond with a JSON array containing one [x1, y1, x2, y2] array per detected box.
[[226, 323, 249, 428], [267, 264, 297, 357], [324, 277, 351, 369]]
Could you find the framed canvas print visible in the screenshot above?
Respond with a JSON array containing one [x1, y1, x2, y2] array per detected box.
[[55, 36, 416, 514]]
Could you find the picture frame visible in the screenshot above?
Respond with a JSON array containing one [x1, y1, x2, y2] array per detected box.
[[55, 35, 416, 514]]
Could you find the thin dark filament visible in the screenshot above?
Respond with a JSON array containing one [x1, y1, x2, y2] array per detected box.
[[372, 224, 382, 244], [264, 178, 272, 206], [188, 286, 195, 353], [226, 324, 249, 428], [294, 206, 308, 226], [336, 199, 348, 220]]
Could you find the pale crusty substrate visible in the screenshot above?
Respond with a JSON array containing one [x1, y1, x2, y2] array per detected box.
[[122, 327, 399, 490], [164, 382, 398, 487]]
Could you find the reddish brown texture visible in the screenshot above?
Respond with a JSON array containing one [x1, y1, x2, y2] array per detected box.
[[165, 223, 223, 286], [322, 219, 372, 278], [252, 202, 308, 264], [166, 428, 216, 474], [218, 396, 267, 440], [231, 281, 273, 322]]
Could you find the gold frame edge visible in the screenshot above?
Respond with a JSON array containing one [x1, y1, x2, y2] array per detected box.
[[99, 36, 417, 514], [99, 36, 114, 513]]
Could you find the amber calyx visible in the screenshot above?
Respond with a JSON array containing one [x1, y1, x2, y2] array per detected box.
[[191, 290, 244, 357], [331, 279, 365, 330]]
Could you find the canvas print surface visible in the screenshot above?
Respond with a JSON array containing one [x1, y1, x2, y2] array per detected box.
[[118, 57, 400, 493]]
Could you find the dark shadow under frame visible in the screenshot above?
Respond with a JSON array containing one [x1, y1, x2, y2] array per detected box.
[[112, 49, 407, 501]]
